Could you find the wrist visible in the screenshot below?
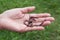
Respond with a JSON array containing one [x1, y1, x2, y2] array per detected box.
[[0, 14, 3, 29]]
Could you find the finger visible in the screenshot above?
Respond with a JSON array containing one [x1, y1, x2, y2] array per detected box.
[[33, 22, 41, 26], [34, 17, 55, 22], [30, 21, 51, 26], [30, 13, 51, 18], [42, 21, 51, 26], [20, 6, 35, 13], [25, 26, 44, 31], [45, 17, 55, 22]]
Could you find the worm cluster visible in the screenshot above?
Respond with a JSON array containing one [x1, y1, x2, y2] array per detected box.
[[24, 17, 44, 27]]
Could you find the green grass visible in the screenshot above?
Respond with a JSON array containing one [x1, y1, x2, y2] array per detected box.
[[0, 0, 60, 40]]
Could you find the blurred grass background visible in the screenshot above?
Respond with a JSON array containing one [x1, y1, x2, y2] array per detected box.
[[0, 0, 60, 40]]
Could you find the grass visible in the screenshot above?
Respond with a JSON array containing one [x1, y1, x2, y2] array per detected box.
[[0, 0, 60, 40]]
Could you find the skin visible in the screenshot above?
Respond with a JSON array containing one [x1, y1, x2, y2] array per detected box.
[[0, 6, 55, 32]]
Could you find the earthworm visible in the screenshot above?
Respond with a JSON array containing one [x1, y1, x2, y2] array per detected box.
[[24, 17, 45, 27]]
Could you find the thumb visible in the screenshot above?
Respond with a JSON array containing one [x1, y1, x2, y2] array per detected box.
[[20, 6, 35, 13]]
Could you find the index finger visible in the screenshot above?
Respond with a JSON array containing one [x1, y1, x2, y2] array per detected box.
[[30, 13, 51, 18]]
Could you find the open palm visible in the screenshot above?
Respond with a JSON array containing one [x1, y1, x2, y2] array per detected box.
[[0, 6, 54, 32]]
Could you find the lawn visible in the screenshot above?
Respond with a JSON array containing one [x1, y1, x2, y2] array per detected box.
[[0, 0, 60, 40]]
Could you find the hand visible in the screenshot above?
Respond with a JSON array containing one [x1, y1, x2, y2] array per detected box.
[[0, 6, 54, 32]]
